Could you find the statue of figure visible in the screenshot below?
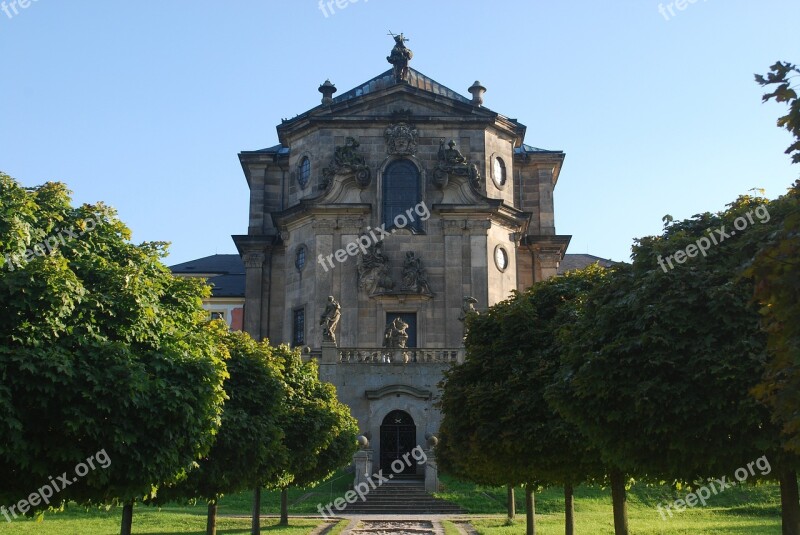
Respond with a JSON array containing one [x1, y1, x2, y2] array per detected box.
[[401, 251, 433, 295], [319, 296, 341, 344], [321, 137, 371, 189], [433, 138, 482, 189], [333, 137, 366, 168], [387, 33, 413, 83], [440, 139, 467, 166], [383, 317, 409, 349], [458, 296, 479, 321], [357, 240, 395, 294], [458, 296, 479, 340]]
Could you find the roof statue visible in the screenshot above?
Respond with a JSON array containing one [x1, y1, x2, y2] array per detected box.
[[387, 32, 413, 83]]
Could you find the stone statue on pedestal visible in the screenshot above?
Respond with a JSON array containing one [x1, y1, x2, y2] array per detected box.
[[458, 296, 479, 340], [387, 32, 413, 83], [383, 317, 409, 349], [320, 296, 341, 344]]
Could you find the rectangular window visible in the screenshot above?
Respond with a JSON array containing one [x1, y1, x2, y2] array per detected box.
[[292, 308, 305, 347]]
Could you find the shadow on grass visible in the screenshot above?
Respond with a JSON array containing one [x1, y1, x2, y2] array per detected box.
[[718, 503, 781, 516], [143, 525, 317, 535]]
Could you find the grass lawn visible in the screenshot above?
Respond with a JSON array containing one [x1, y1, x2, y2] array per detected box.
[[0, 473, 355, 535], [436, 474, 783, 534], [0, 471, 785, 534], [0, 511, 322, 535]]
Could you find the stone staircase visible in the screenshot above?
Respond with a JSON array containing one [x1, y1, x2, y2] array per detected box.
[[339, 476, 463, 515]]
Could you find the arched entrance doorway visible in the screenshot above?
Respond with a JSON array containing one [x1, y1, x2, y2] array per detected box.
[[379, 410, 416, 474]]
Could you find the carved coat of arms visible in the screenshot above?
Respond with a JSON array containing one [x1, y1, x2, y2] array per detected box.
[[384, 122, 419, 156]]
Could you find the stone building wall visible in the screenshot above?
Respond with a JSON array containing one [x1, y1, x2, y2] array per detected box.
[[234, 63, 571, 474]]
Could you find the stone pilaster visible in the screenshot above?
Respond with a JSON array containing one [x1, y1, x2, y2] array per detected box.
[[519, 235, 571, 283], [242, 252, 267, 340], [233, 235, 274, 342]]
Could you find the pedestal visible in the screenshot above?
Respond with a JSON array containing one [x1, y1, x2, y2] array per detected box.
[[353, 449, 373, 487], [321, 341, 338, 364], [424, 449, 439, 493]]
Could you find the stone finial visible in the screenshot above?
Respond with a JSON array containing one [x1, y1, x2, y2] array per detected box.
[[318, 79, 337, 105], [468, 81, 486, 106], [357, 435, 370, 449]]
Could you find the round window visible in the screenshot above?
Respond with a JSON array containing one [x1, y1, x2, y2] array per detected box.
[[492, 156, 506, 188], [494, 245, 509, 271]]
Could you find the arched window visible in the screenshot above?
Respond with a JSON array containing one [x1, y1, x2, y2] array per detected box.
[[295, 245, 307, 271], [383, 159, 421, 231], [297, 157, 311, 189]]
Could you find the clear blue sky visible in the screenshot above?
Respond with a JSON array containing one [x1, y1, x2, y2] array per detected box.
[[1, 0, 798, 264]]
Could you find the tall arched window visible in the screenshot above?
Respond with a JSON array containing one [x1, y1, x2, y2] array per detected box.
[[383, 159, 421, 231], [297, 156, 311, 189]]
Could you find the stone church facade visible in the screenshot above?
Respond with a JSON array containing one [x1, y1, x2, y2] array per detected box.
[[233, 38, 571, 486]]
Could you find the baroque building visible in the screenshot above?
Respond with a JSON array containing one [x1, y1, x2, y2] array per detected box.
[[233, 37, 571, 488]]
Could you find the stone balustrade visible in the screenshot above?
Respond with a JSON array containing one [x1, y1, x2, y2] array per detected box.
[[337, 347, 463, 364]]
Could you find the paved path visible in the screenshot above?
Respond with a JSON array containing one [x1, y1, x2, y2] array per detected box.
[[336, 517, 478, 535]]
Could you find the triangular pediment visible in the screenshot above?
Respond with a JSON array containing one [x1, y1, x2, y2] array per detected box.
[[334, 68, 472, 106], [277, 68, 518, 137]]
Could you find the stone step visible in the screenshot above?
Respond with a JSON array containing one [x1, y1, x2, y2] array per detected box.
[[360, 490, 428, 494], [331, 480, 464, 515], [342, 506, 463, 514]]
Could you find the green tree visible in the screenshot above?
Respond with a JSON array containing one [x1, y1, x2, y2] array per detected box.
[[439, 266, 609, 535], [749, 60, 800, 535], [153, 330, 288, 535], [0, 174, 228, 535], [749, 61, 800, 441], [250, 347, 358, 532], [756, 61, 800, 164], [749, 181, 800, 534], [549, 195, 800, 534]]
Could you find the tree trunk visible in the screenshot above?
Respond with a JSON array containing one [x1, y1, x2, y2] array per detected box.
[[120, 501, 133, 535], [279, 487, 289, 526], [207, 500, 218, 535], [525, 484, 536, 535], [564, 483, 575, 535], [507, 485, 516, 521], [780, 469, 800, 535], [251, 487, 261, 535], [610, 470, 629, 535]]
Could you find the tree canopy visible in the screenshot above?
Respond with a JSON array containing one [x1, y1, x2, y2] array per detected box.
[[438, 265, 610, 534], [0, 174, 227, 517], [549, 195, 792, 482], [152, 329, 288, 535]]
